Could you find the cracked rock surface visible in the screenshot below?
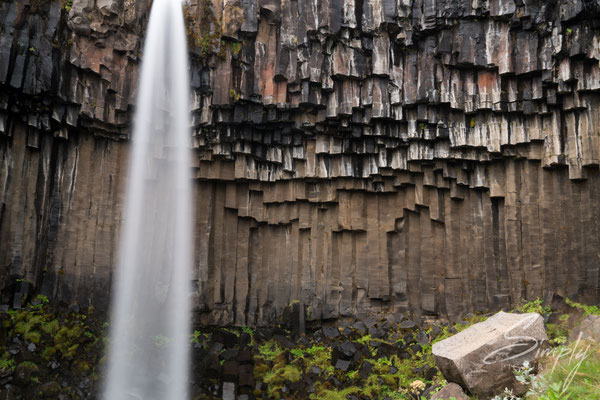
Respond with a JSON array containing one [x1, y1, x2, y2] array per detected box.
[[1, 0, 600, 325]]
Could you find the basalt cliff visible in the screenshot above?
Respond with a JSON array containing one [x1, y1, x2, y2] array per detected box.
[[1, 0, 599, 326]]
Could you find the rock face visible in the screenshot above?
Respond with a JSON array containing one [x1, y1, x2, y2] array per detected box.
[[0, 0, 600, 325], [571, 314, 600, 343], [432, 311, 548, 398], [430, 383, 469, 400]]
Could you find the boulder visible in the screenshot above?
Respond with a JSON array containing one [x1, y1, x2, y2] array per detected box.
[[432, 312, 548, 398], [570, 315, 600, 343], [431, 382, 469, 400]]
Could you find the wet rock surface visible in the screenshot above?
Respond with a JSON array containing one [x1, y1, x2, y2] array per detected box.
[[1, 0, 600, 325]]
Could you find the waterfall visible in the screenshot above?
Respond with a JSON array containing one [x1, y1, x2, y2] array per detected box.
[[103, 0, 192, 398]]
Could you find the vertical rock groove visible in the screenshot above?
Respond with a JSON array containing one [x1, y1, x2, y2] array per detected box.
[[0, 0, 599, 324]]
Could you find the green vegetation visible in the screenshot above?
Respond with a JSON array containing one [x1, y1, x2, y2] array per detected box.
[[496, 340, 600, 400], [309, 385, 362, 400], [183, 2, 232, 59], [229, 88, 241, 102], [62, 0, 72, 12], [518, 298, 551, 315], [566, 298, 600, 316], [0, 352, 15, 372]]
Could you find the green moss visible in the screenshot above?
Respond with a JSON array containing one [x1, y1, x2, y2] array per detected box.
[[0, 352, 15, 372], [229, 89, 241, 102], [303, 345, 332, 373], [264, 364, 302, 385], [61, 0, 72, 12], [24, 330, 42, 344], [17, 360, 39, 372], [257, 340, 282, 362], [41, 346, 57, 360], [241, 325, 254, 336], [309, 384, 362, 400], [290, 348, 304, 358], [72, 360, 91, 377]]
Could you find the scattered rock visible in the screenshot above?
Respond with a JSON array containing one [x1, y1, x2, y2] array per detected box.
[[322, 327, 340, 339], [430, 382, 469, 400], [334, 359, 351, 372], [400, 320, 416, 329]]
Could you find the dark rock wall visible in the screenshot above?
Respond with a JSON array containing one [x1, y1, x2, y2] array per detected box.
[[1, 0, 599, 325]]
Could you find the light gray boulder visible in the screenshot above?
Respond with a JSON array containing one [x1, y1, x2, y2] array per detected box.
[[432, 311, 548, 398]]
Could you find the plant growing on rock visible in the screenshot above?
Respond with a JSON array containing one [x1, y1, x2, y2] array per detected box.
[[518, 298, 550, 315]]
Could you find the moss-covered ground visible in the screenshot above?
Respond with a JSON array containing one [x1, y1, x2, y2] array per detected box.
[[0, 296, 598, 399]]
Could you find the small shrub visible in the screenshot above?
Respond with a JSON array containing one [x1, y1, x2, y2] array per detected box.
[[518, 298, 550, 314]]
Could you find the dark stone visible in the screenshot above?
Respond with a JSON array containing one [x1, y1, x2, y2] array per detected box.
[[39, 381, 61, 398], [328, 376, 341, 387], [425, 366, 439, 381], [308, 366, 322, 375], [238, 365, 254, 388], [208, 342, 224, 355], [359, 361, 373, 379], [409, 344, 422, 354], [416, 330, 430, 345], [351, 321, 367, 335], [254, 328, 273, 342], [336, 341, 356, 359], [322, 327, 340, 339], [239, 332, 252, 347], [238, 348, 254, 365], [334, 359, 351, 372], [214, 330, 239, 348], [400, 320, 416, 329], [222, 360, 239, 381], [429, 325, 442, 339], [221, 349, 239, 361], [431, 383, 469, 400], [206, 355, 222, 378], [273, 334, 296, 350], [13, 363, 36, 386]]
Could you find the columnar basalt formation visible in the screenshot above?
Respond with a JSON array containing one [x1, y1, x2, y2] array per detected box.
[[1, 0, 599, 325]]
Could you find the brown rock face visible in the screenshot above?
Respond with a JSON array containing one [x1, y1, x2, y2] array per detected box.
[[0, 0, 599, 325]]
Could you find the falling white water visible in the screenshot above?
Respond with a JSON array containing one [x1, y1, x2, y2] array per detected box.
[[103, 0, 192, 399]]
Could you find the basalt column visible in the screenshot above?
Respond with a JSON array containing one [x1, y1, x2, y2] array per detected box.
[[1, 0, 599, 325]]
